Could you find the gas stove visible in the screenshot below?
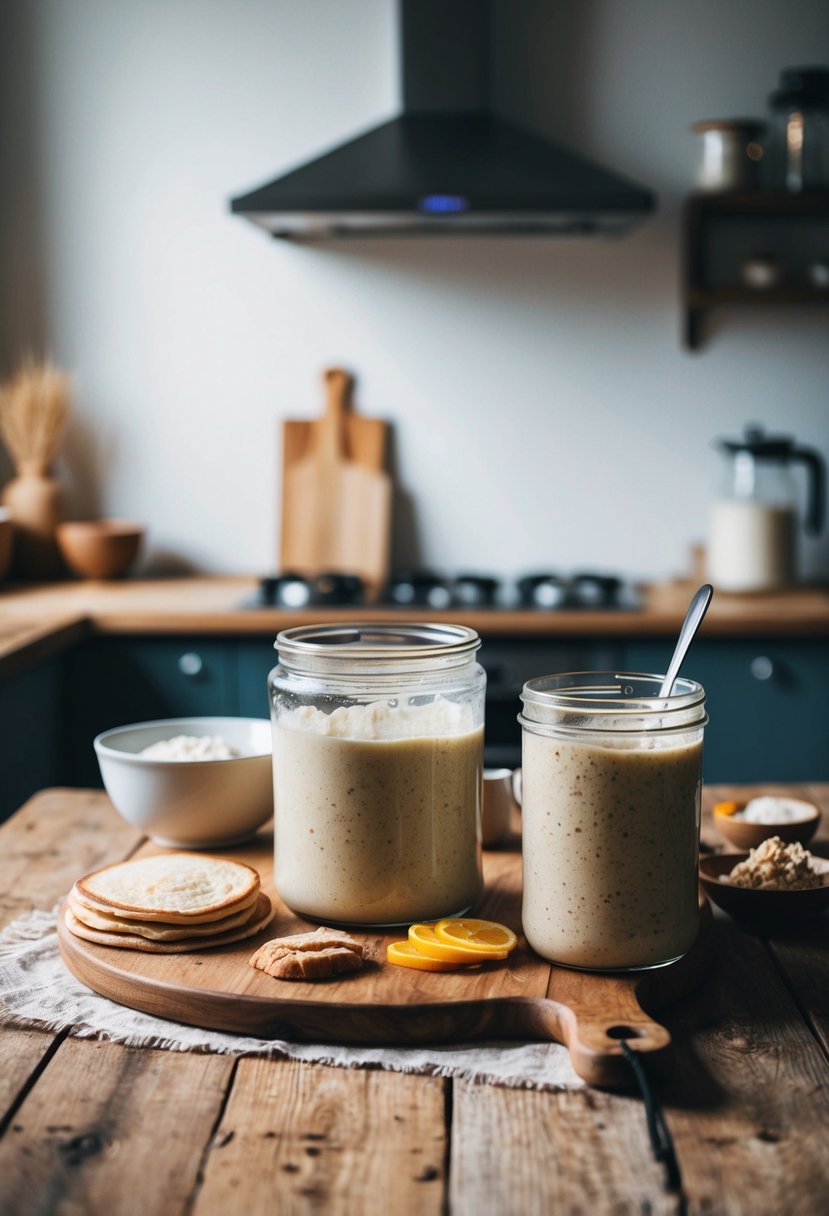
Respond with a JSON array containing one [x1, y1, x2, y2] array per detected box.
[[248, 569, 639, 611]]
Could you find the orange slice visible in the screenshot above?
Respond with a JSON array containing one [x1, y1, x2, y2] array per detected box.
[[433, 918, 518, 955], [408, 922, 507, 963], [714, 800, 740, 817], [386, 940, 461, 971]]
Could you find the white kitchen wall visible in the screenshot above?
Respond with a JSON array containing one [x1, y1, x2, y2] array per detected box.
[[1, 0, 828, 583]]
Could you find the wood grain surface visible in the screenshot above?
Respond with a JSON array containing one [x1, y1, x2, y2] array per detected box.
[[281, 368, 388, 473], [1, 785, 828, 1216], [56, 830, 711, 1088], [191, 1059, 448, 1216]]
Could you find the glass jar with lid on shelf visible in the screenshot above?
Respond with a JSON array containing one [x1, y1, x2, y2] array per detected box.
[[767, 66, 829, 191], [691, 119, 765, 192]]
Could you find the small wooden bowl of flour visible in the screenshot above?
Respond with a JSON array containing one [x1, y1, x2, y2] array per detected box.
[[713, 795, 821, 851]]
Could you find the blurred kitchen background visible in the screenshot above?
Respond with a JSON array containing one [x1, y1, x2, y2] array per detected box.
[[1, 0, 828, 583]]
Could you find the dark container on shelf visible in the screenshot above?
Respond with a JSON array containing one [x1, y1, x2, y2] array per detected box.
[[767, 66, 829, 191]]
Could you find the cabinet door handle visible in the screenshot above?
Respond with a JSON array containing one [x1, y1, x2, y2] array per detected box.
[[178, 652, 204, 677], [750, 655, 775, 682]]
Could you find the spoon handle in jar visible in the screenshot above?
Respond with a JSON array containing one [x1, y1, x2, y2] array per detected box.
[[659, 584, 713, 698]]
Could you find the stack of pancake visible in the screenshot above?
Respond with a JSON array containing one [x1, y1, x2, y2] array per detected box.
[[64, 853, 274, 952]]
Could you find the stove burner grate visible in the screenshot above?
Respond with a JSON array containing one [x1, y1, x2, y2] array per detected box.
[[249, 569, 637, 611]]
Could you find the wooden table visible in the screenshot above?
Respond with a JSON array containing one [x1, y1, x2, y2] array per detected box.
[[1, 784, 827, 1215]]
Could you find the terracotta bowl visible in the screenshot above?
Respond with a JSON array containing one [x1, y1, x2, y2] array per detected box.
[[699, 853, 829, 926], [57, 520, 144, 579], [712, 798, 821, 850]]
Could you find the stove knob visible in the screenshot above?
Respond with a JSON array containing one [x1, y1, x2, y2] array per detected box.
[[571, 574, 621, 608], [517, 575, 567, 609], [385, 580, 415, 605], [453, 575, 500, 607], [314, 572, 364, 605], [426, 583, 452, 609], [277, 574, 313, 608]]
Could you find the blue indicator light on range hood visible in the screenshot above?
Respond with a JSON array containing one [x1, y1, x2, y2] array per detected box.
[[229, 1, 656, 239], [419, 194, 469, 213]]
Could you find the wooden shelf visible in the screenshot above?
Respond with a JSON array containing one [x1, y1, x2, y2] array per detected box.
[[682, 190, 829, 349], [689, 286, 829, 305], [687, 190, 829, 217]]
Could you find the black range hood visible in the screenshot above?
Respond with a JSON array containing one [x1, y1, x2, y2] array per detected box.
[[230, 0, 656, 241]]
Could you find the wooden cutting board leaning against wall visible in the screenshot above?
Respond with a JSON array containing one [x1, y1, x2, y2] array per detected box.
[[280, 369, 391, 599]]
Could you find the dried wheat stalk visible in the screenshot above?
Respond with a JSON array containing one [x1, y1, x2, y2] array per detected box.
[[0, 357, 71, 469]]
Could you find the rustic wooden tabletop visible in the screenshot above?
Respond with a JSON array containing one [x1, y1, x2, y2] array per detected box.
[[1, 783, 827, 1215]]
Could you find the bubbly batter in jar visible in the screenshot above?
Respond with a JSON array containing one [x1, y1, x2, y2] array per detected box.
[[522, 733, 701, 969], [275, 700, 483, 925], [520, 673, 706, 971]]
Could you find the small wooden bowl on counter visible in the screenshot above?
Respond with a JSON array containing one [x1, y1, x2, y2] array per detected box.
[[699, 853, 829, 926], [57, 519, 144, 579], [712, 797, 821, 850]]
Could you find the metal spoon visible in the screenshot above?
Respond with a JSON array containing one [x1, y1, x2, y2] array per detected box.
[[658, 583, 713, 697]]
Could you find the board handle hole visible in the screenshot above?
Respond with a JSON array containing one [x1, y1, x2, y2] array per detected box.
[[606, 1024, 640, 1040]]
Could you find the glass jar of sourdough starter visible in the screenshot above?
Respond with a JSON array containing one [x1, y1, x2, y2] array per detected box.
[[519, 673, 707, 971], [269, 624, 485, 926]]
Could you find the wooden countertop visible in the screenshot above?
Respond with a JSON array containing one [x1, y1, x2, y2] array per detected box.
[[0, 613, 90, 678], [1, 783, 827, 1214], [0, 575, 827, 665]]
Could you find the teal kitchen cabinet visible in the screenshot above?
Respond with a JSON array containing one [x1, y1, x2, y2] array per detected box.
[[237, 639, 278, 720], [479, 636, 626, 768], [7, 622, 823, 813], [625, 638, 829, 782], [0, 657, 63, 822], [62, 637, 238, 787]]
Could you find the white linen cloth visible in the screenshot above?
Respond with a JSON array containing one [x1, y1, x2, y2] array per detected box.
[[0, 909, 583, 1091]]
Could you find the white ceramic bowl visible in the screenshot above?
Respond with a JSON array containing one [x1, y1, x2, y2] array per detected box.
[[94, 716, 273, 848]]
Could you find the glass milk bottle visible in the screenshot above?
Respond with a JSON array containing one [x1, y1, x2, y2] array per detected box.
[[519, 673, 707, 971], [707, 425, 825, 592], [269, 623, 485, 927]]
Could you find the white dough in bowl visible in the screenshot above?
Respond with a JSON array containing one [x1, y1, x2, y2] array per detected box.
[[140, 734, 241, 761]]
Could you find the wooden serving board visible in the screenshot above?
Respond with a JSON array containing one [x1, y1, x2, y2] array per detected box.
[[279, 368, 391, 599], [58, 830, 709, 1089]]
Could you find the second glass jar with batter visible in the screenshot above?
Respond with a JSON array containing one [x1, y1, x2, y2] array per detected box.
[[519, 672, 707, 971]]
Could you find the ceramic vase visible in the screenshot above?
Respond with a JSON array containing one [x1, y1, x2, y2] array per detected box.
[[2, 460, 64, 579]]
